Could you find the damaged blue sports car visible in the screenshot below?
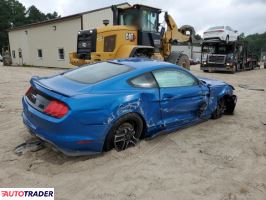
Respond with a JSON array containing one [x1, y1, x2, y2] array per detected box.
[[22, 58, 237, 156]]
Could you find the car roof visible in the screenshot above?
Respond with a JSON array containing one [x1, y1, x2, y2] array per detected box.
[[110, 58, 183, 72]]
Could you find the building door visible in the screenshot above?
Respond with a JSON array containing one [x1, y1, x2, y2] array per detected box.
[[18, 48, 23, 65]]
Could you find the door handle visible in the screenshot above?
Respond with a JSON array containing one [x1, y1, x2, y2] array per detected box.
[[162, 93, 175, 100]]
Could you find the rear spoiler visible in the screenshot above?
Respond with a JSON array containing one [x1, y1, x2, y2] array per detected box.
[[30, 76, 71, 97]]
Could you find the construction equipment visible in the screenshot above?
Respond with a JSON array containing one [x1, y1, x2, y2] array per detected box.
[[200, 39, 259, 73], [69, 4, 195, 69]]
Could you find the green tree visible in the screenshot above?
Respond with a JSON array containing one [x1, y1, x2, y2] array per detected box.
[[0, 0, 26, 50], [25, 5, 47, 24], [46, 11, 59, 20], [244, 32, 266, 58], [0, 0, 60, 51]]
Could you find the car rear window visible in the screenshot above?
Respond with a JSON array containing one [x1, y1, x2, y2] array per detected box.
[[63, 62, 132, 84]]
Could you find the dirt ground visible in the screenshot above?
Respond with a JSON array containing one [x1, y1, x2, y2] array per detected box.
[[0, 62, 265, 200]]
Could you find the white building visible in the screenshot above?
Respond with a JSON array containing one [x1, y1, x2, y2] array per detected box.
[[8, 3, 129, 68]]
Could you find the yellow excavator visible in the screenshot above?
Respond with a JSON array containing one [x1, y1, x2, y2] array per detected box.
[[69, 4, 195, 69]]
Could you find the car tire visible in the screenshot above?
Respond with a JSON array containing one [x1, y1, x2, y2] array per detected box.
[[103, 113, 143, 152], [211, 98, 225, 119], [231, 65, 236, 74], [203, 70, 208, 72], [226, 35, 229, 43]]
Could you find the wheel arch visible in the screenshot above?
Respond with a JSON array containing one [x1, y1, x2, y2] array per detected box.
[[102, 111, 148, 151], [110, 111, 148, 138]]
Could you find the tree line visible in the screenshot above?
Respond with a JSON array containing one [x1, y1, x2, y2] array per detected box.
[[0, 0, 59, 51]]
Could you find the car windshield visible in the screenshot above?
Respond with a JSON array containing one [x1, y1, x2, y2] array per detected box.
[[208, 26, 224, 30], [63, 62, 132, 84]]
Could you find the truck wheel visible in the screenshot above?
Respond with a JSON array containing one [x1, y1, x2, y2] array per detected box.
[[236, 64, 240, 71], [231, 65, 236, 74], [177, 54, 190, 70], [166, 52, 190, 70]]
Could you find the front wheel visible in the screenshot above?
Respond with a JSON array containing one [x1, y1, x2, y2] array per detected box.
[[104, 113, 143, 152], [211, 98, 225, 119]]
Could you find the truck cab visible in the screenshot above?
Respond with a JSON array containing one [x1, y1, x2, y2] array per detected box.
[[200, 39, 258, 73]]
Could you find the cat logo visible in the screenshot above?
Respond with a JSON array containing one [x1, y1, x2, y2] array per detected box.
[[125, 33, 135, 41]]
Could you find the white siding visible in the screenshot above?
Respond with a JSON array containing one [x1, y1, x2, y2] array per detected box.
[[9, 17, 81, 68], [82, 4, 129, 29], [82, 9, 113, 29]]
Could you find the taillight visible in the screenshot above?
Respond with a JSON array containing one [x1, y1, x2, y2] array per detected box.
[[217, 30, 224, 32], [25, 86, 33, 96], [44, 100, 69, 118]]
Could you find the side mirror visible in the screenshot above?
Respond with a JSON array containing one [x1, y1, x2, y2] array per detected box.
[[199, 80, 205, 86]]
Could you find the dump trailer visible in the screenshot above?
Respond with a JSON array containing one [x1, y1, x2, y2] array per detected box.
[[70, 4, 196, 69], [200, 39, 259, 73]]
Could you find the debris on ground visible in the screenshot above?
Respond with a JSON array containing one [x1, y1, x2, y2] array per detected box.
[[14, 139, 45, 156], [238, 84, 265, 91]]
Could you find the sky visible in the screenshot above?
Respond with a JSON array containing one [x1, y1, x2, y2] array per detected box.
[[17, 0, 266, 36]]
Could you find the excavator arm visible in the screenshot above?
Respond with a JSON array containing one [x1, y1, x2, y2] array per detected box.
[[162, 12, 196, 69], [164, 13, 191, 43]]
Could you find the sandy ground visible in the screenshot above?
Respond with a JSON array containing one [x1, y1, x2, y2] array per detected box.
[[0, 62, 266, 200]]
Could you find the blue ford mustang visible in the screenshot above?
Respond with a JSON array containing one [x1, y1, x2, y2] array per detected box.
[[22, 58, 237, 156]]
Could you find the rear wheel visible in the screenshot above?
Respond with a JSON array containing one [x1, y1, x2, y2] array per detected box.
[[211, 98, 225, 119], [104, 113, 143, 152]]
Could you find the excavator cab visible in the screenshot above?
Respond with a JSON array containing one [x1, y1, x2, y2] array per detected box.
[[113, 5, 162, 53]]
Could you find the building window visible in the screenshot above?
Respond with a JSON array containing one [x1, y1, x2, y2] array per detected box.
[[37, 49, 43, 59], [58, 48, 64, 60], [12, 50, 16, 58], [19, 51, 22, 58]]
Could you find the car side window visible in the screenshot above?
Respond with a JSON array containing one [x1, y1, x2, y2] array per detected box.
[[153, 69, 198, 88], [129, 73, 157, 88]]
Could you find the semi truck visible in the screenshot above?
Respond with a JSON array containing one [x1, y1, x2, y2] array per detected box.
[[200, 39, 259, 73]]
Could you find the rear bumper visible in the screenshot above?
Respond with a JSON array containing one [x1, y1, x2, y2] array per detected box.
[[203, 36, 224, 41], [22, 96, 109, 156]]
